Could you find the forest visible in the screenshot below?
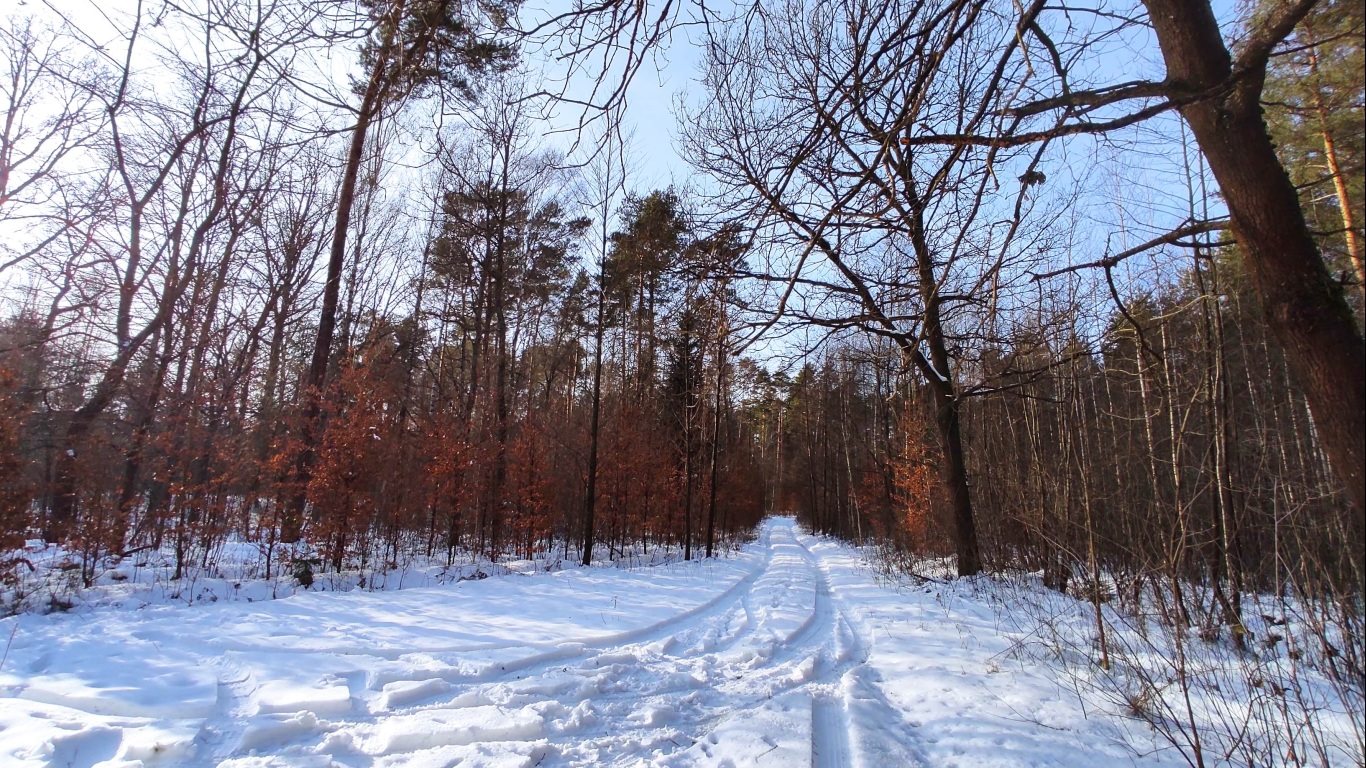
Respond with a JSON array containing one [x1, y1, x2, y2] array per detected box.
[[0, 0, 1361, 762]]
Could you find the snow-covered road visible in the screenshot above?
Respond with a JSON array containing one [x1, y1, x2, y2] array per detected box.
[[1, 518, 1171, 767]]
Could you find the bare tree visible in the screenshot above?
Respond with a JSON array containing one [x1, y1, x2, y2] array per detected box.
[[0, 16, 106, 276], [285, 0, 519, 540], [1144, 0, 1365, 525], [895, 0, 1365, 527], [578, 125, 629, 565], [684, 0, 1064, 575], [41, 0, 310, 541]]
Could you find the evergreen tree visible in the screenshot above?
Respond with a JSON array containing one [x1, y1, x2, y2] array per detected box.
[[1262, 0, 1365, 311]]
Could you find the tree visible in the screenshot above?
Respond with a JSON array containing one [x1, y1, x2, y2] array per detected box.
[[0, 17, 105, 276], [605, 189, 690, 397], [579, 132, 628, 565], [892, 0, 1366, 528], [665, 306, 704, 559], [694, 225, 747, 559], [0, 367, 28, 560], [43, 1, 293, 542], [684, 0, 1065, 575], [1142, 0, 1366, 526], [1261, 0, 1364, 311], [286, 0, 519, 540]]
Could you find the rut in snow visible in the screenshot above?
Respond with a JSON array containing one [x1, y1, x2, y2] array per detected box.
[[3, 517, 1172, 768]]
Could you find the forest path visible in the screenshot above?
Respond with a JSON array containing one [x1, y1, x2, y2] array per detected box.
[[1, 517, 1169, 768], [211, 516, 923, 767]]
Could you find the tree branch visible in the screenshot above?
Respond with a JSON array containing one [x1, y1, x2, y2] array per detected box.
[[1029, 218, 1230, 282], [1234, 0, 1320, 75]]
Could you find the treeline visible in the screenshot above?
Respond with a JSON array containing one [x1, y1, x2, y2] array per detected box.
[[0, 1, 767, 582], [0, 0, 1360, 617], [0, 164, 765, 580], [777, 252, 1360, 618], [10, 165, 771, 572]]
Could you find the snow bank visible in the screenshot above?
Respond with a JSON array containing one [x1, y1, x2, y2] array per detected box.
[[1, 518, 1356, 767]]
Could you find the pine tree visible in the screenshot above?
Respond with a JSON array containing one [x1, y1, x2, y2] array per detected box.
[[1261, 0, 1365, 312], [287, 0, 519, 541]]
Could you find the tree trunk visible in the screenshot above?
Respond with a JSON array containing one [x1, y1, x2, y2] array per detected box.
[[908, 190, 982, 576], [284, 40, 390, 542], [582, 273, 607, 565], [1303, 26, 1365, 311], [705, 316, 725, 558], [1143, 0, 1366, 528], [45, 365, 132, 541]]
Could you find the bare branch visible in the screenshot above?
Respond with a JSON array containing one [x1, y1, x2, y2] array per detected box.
[[1029, 219, 1230, 282]]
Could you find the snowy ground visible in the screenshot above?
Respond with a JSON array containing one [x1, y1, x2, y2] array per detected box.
[[0, 517, 1300, 767]]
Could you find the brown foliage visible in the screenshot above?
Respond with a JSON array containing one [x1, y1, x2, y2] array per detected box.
[[0, 368, 31, 560], [891, 402, 951, 557]]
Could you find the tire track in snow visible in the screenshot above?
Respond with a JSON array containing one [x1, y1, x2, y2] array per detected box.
[[340, 523, 780, 711], [812, 694, 853, 768], [527, 516, 846, 759], [522, 521, 825, 763], [588, 524, 829, 764], [795, 527, 927, 767], [188, 518, 920, 767], [457, 519, 778, 685], [195, 526, 774, 766], [190, 656, 260, 764], [357, 519, 827, 766]]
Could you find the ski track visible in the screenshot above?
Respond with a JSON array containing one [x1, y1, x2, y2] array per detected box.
[[3, 519, 933, 767]]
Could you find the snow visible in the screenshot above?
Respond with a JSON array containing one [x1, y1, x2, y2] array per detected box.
[[5, 534, 537, 616], [0, 518, 1356, 766]]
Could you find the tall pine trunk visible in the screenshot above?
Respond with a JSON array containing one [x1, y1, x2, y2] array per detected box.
[[283, 32, 392, 542]]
